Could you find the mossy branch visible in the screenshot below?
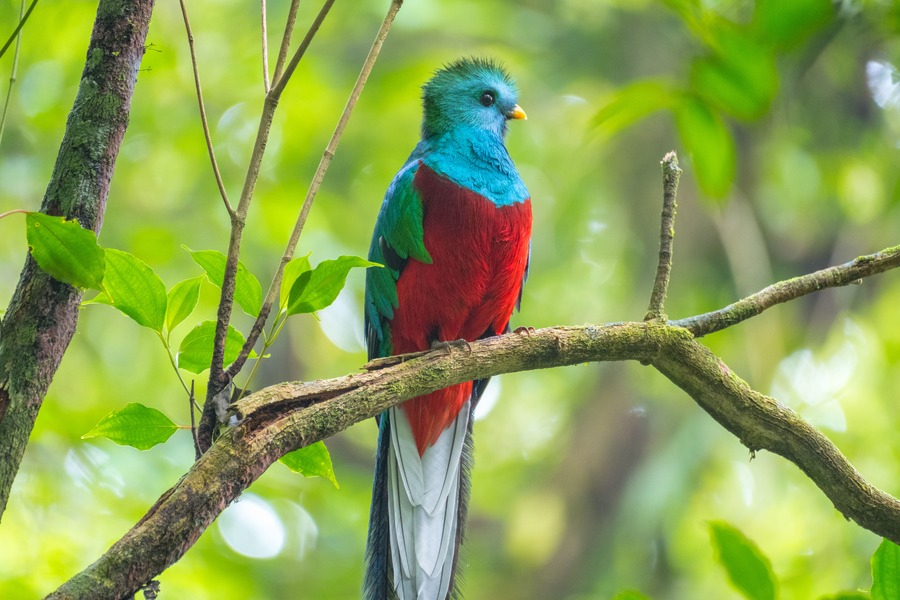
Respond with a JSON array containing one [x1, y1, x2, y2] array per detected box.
[[0, 0, 154, 521], [48, 282, 900, 597]]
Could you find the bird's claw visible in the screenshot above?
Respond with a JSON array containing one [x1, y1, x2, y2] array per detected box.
[[431, 338, 473, 354], [513, 326, 536, 336]]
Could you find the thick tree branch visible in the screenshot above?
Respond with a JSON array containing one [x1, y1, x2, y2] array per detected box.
[[49, 293, 900, 597], [0, 0, 154, 520], [671, 244, 900, 336], [652, 334, 900, 542]]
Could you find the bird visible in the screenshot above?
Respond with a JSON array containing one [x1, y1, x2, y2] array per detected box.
[[363, 57, 532, 600]]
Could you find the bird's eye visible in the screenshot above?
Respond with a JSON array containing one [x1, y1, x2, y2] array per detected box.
[[479, 91, 496, 107]]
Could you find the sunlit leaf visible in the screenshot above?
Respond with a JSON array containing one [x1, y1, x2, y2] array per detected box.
[[25, 212, 105, 290], [280, 253, 312, 310], [872, 539, 900, 600], [89, 249, 167, 332], [186, 247, 262, 317], [710, 521, 777, 600], [165, 276, 204, 334], [819, 594, 870, 600], [752, 0, 834, 50], [675, 97, 735, 199], [592, 79, 679, 139], [280, 441, 339, 488], [177, 320, 249, 374], [286, 255, 379, 316], [81, 402, 178, 450]]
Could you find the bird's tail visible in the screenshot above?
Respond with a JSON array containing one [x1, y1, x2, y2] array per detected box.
[[364, 395, 474, 600]]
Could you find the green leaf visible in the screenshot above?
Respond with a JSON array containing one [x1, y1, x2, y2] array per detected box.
[[280, 441, 339, 488], [873, 539, 900, 600], [280, 253, 312, 310], [675, 97, 735, 199], [751, 0, 833, 50], [81, 402, 178, 450], [25, 212, 105, 290], [819, 594, 869, 600], [592, 79, 679, 139], [286, 255, 379, 316], [689, 29, 778, 121], [92, 249, 167, 332], [186, 247, 262, 317], [177, 320, 250, 374], [709, 521, 777, 600], [165, 276, 204, 334]]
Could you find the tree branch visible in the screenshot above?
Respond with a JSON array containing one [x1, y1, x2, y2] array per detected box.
[[645, 150, 681, 322], [48, 285, 900, 596], [670, 244, 900, 336], [0, 0, 154, 520]]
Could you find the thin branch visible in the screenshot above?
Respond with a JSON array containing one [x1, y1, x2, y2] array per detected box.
[[225, 0, 403, 380], [0, 0, 27, 149], [0, 0, 37, 60], [272, 0, 301, 85], [270, 0, 337, 96], [201, 0, 338, 449], [178, 0, 234, 217], [645, 150, 681, 321], [671, 244, 900, 336], [260, 0, 270, 93]]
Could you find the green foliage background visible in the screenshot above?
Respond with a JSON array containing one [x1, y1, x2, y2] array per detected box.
[[2, 0, 900, 598]]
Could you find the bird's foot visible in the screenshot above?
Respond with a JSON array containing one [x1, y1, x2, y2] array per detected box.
[[431, 338, 473, 354], [513, 326, 536, 336]]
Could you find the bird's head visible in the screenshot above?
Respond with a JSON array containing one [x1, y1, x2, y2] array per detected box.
[[421, 57, 526, 140]]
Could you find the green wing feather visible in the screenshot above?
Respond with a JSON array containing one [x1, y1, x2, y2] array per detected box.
[[365, 160, 431, 359]]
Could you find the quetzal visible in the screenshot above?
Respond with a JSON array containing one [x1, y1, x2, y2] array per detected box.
[[363, 58, 532, 600]]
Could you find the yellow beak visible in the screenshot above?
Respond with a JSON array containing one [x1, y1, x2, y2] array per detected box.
[[506, 104, 527, 120]]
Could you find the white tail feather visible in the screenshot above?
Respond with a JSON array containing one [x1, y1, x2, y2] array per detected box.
[[387, 402, 470, 599]]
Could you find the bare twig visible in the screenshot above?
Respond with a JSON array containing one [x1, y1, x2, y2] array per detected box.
[[260, 0, 270, 93], [0, 0, 27, 149], [178, 0, 234, 217], [645, 151, 681, 322], [272, 0, 301, 85], [0, 0, 37, 60], [671, 244, 900, 337], [225, 0, 404, 380]]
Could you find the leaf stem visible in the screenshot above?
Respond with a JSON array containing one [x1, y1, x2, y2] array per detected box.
[[0, 208, 28, 220]]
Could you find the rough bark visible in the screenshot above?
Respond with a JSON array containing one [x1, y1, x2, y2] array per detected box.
[[0, 0, 155, 519]]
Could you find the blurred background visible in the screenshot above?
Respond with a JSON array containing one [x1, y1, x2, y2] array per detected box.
[[1, 0, 899, 598]]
